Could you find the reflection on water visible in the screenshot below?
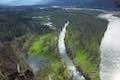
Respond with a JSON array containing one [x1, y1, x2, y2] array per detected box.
[[58, 21, 85, 80], [26, 55, 51, 72], [99, 14, 120, 80]]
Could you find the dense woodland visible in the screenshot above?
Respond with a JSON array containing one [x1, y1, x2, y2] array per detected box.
[[0, 10, 52, 42], [65, 11, 107, 80], [0, 8, 108, 80]]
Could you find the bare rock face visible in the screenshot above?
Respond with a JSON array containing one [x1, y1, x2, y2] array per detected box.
[[0, 42, 19, 76], [0, 42, 35, 80], [8, 70, 35, 80]]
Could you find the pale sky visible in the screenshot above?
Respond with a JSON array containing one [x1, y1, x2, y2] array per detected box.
[[0, 0, 53, 6]]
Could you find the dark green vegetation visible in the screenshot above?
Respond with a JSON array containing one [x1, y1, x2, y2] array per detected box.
[[65, 10, 108, 80], [66, 10, 107, 80], [28, 32, 71, 80], [0, 11, 52, 42], [0, 8, 107, 80], [0, 8, 71, 80], [48, 9, 107, 80]]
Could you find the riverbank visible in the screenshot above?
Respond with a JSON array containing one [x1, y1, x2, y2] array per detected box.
[[26, 32, 71, 80], [0, 8, 110, 80], [65, 14, 108, 80], [99, 14, 120, 80], [58, 21, 85, 80]]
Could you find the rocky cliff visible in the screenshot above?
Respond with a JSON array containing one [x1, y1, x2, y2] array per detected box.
[[0, 42, 35, 80]]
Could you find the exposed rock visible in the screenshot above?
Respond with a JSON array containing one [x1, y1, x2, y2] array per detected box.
[[0, 42, 35, 80], [8, 70, 35, 80], [0, 42, 19, 76]]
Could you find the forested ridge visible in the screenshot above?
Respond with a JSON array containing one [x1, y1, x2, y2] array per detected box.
[[0, 8, 108, 80], [0, 11, 52, 42]]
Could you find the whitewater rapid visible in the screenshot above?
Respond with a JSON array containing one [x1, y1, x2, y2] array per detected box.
[[99, 14, 120, 80], [58, 21, 85, 80]]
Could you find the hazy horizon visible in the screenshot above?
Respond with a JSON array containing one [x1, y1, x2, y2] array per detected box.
[[0, 0, 53, 6]]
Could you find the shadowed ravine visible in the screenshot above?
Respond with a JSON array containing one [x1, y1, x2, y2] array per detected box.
[[99, 14, 120, 80], [58, 21, 85, 80]]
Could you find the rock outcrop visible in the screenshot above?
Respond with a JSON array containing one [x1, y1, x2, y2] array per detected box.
[[0, 42, 35, 80]]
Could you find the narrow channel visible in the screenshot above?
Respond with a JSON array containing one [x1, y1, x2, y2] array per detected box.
[[58, 21, 85, 80]]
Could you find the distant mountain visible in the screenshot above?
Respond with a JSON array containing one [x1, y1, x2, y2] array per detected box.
[[49, 0, 118, 9], [114, 0, 120, 6], [0, 0, 119, 10]]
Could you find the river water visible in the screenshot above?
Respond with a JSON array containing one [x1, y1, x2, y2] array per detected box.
[[99, 14, 120, 80], [58, 21, 85, 80]]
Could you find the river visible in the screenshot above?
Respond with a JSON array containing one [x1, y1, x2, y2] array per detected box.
[[58, 21, 85, 80], [99, 14, 120, 80]]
